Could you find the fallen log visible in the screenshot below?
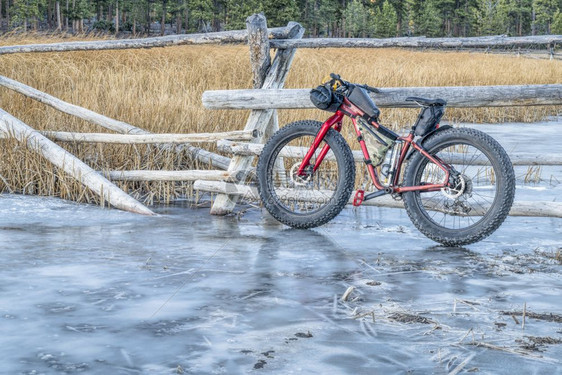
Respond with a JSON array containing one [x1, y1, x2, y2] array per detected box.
[[193, 180, 562, 218], [0, 109, 154, 216], [202, 85, 562, 110], [0, 25, 299, 55]]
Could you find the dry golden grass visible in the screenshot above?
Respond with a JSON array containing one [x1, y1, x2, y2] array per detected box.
[[0, 34, 560, 204]]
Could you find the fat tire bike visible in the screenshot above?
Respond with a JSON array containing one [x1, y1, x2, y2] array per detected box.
[[257, 74, 515, 246]]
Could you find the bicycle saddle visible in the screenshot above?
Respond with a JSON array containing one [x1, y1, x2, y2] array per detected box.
[[405, 97, 447, 106]]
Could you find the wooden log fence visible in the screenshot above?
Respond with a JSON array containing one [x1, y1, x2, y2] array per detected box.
[[104, 170, 241, 182], [1, 13, 561, 218], [0, 109, 155, 215], [193, 16, 562, 218], [0, 74, 231, 170], [209, 15, 305, 215]]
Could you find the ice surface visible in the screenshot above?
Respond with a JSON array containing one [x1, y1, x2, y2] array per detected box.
[[1, 118, 561, 374], [0, 191, 561, 374]]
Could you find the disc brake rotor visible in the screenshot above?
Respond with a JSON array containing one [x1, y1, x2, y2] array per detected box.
[[289, 163, 313, 186], [441, 174, 467, 199]]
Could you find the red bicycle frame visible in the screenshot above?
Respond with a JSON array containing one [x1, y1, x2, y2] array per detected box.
[[296, 97, 451, 198]]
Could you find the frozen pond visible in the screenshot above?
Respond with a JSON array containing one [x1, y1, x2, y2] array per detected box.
[[1, 192, 561, 374], [1, 120, 561, 374]]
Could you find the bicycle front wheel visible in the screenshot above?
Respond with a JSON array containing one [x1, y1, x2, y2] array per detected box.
[[257, 120, 356, 229], [403, 127, 515, 246]]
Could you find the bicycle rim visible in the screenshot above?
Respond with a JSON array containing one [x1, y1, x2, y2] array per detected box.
[[266, 134, 341, 215]]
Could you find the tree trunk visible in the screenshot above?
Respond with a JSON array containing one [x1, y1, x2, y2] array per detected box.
[[47, 0, 53, 29], [65, 0, 69, 31], [146, 0, 150, 35], [6, 0, 10, 27], [55, 1, 61, 30], [531, 9, 537, 35], [184, 5, 189, 33], [161, 0, 166, 35], [115, 0, 119, 34]]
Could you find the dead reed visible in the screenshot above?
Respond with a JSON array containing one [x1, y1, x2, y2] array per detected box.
[[0, 34, 560, 203]]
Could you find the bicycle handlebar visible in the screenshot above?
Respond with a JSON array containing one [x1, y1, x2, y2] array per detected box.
[[328, 73, 380, 94]]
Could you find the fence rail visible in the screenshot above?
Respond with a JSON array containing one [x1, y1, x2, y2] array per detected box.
[[203, 85, 562, 110], [39, 130, 257, 144], [216, 140, 562, 166], [0, 25, 297, 55], [193, 181, 562, 218], [270, 35, 562, 49]]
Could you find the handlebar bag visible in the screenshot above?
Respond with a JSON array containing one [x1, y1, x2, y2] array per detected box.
[[310, 83, 343, 112]]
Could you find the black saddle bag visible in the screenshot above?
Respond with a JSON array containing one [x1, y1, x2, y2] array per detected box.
[[414, 105, 445, 136]]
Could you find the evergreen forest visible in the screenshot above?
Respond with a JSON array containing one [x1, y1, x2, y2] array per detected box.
[[0, 0, 561, 37]]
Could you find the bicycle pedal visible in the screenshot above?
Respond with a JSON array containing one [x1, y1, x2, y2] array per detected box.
[[353, 190, 365, 206]]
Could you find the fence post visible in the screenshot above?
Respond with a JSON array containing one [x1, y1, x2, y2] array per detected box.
[[247, 13, 271, 89], [210, 15, 305, 215]]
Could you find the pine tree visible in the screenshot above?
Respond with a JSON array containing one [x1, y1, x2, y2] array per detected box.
[[472, 0, 505, 35], [387, 0, 407, 35], [11, 0, 47, 31], [343, 0, 366, 37], [317, 0, 338, 36], [498, 0, 532, 35], [225, 0, 262, 30], [189, 0, 213, 31], [373, 0, 398, 37], [263, 0, 298, 27], [418, 0, 443, 36], [533, 0, 558, 33], [552, 9, 562, 33]]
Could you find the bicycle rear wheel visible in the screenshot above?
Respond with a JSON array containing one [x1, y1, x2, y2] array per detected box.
[[257, 120, 355, 228], [403, 127, 515, 246]]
